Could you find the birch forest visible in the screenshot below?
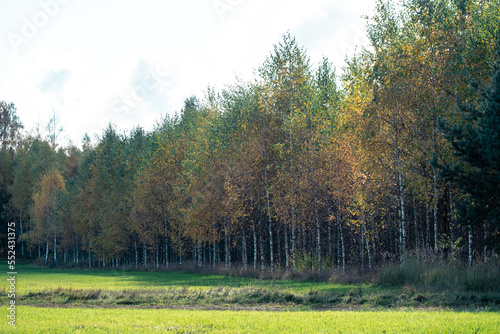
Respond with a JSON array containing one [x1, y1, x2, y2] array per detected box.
[[1, 0, 499, 274]]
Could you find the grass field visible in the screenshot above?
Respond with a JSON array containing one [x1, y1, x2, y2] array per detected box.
[[2, 263, 500, 332], [2, 306, 499, 333], [4, 263, 500, 309], [11, 263, 366, 293]]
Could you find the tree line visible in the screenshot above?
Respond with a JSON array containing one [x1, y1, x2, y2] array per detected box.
[[1, 0, 499, 272]]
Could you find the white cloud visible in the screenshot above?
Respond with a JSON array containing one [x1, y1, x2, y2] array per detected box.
[[0, 0, 376, 146]]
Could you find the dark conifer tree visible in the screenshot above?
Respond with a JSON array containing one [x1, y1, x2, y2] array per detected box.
[[440, 38, 500, 247]]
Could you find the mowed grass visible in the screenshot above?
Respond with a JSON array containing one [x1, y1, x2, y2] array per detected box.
[[2, 306, 499, 333]]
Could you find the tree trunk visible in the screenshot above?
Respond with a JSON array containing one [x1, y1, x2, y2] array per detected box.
[[277, 223, 281, 268], [208, 242, 212, 267], [20, 217, 24, 258], [291, 218, 295, 270], [484, 224, 487, 264], [338, 210, 345, 273], [164, 221, 169, 268], [394, 110, 405, 263], [284, 223, 289, 272], [363, 213, 372, 271], [143, 242, 147, 268], [365, 225, 372, 271], [372, 218, 378, 264], [360, 224, 364, 272], [134, 239, 138, 269], [264, 156, 274, 273], [449, 190, 454, 243], [433, 167, 438, 252], [268, 216, 273, 273], [213, 243, 216, 268], [397, 170, 405, 263], [252, 219, 257, 271], [468, 224, 472, 268], [224, 222, 230, 267], [54, 232, 57, 263], [337, 217, 340, 271], [316, 209, 321, 274], [45, 241, 49, 265], [289, 98, 297, 273], [425, 202, 430, 251], [242, 227, 247, 271], [413, 198, 418, 257], [328, 213, 332, 260], [178, 228, 182, 266], [259, 225, 264, 271], [88, 239, 92, 269], [218, 242, 221, 266], [309, 134, 321, 274]]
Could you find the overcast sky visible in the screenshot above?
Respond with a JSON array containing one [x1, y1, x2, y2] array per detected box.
[[0, 0, 375, 146]]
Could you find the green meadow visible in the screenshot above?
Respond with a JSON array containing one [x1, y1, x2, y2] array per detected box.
[[3, 264, 500, 309], [2, 307, 500, 333], [2, 264, 500, 332], [11, 264, 361, 293]]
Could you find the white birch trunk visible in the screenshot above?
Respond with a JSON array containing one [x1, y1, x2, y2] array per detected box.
[[338, 211, 345, 274], [264, 158, 273, 272], [363, 212, 372, 271]]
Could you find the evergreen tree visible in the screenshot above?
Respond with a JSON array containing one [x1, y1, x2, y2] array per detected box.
[[440, 38, 500, 242]]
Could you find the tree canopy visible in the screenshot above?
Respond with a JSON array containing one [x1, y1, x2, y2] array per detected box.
[[1, 0, 499, 270]]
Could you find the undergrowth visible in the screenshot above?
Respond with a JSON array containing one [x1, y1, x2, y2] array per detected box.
[[379, 258, 500, 292]]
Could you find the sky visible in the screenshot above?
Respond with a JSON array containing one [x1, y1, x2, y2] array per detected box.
[[0, 0, 375, 147]]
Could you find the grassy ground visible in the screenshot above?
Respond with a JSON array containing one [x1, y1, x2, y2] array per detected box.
[[2, 306, 499, 333], [2, 263, 500, 310], [11, 263, 362, 293], [2, 263, 500, 332]]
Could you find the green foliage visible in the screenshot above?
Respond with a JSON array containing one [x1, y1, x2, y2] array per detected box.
[[0, 101, 23, 150], [2, 1, 500, 274], [440, 38, 500, 231]]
